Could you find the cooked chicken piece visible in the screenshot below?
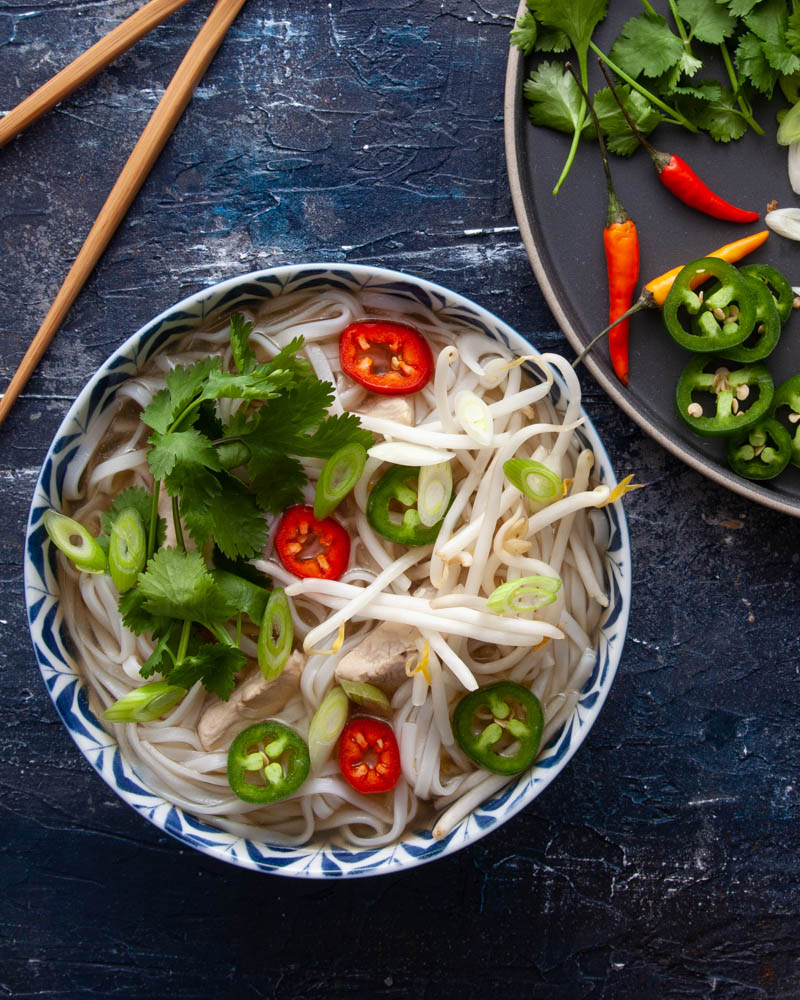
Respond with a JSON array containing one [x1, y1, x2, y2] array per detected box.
[[357, 394, 415, 426], [334, 621, 419, 694], [198, 650, 304, 751]]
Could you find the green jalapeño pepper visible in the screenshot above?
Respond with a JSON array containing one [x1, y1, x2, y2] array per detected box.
[[663, 257, 756, 353], [366, 465, 448, 546], [721, 277, 781, 364], [227, 720, 310, 803], [725, 417, 792, 480], [675, 356, 774, 438], [740, 263, 794, 324], [771, 375, 800, 467], [452, 681, 543, 775]]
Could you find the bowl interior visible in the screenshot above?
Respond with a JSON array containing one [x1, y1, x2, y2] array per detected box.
[[24, 263, 631, 878]]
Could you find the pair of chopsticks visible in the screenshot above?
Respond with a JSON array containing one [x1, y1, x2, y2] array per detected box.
[[0, 0, 248, 426]]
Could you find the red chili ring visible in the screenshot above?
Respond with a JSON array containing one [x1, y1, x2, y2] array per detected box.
[[273, 505, 350, 580], [339, 319, 434, 395]]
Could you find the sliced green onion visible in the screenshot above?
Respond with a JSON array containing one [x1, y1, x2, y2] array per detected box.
[[314, 442, 367, 520], [454, 390, 493, 446], [102, 680, 186, 723], [338, 678, 391, 714], [108, 506, 146, 593], [367, 441, 455, 466], [258, 587, 294, 680], [417, 461, 453, 527], [487, 575, 562, 616], [43, 509, 107, 574], [307, 685, 349, 772], [503, 458, 562, 503]]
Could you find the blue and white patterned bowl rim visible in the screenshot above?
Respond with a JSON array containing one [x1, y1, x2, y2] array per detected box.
[[24, 263, 631, 879]]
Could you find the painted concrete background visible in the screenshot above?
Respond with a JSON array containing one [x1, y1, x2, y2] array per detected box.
[[1, 2, 798, 997]]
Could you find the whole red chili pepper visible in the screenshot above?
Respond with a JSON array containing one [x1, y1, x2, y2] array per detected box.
[[599, 61, 759, 224], [568, 63, 639, 385]]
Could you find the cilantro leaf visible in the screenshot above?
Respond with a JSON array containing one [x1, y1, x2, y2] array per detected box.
[[249, 452, 307, 515], [534, 25, 571, 53], [788, 8, 800, 56], [230, 313, 256, 374], [98, 487, 166, 552], [138, 548, 236, 626], [119, 586, 172, 637], [692, 86, 748, 141], [183, 477, 268, 559], [523, 62, 593, 136], [142, 358, 221, 434], [147, 428, 222, 511], [211, 569, 270, 625], [169, 643, 245, 701], [608, 12, 685, 79], [529, 0, 608, 56], [676, 0, 735, 44], [511, 9, 538, 54], [593, 85, 662, 156], [727, 0, 761, 17], [138, 625, 181, 679], [743, 0, 787, 45], [201, 365, 296, 402], [763, 39, 800, 75], [672, 80, 722, 101]]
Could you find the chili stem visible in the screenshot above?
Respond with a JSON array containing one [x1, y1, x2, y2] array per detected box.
[[566, 63, 619, 213], [598, 58, 660, 162], [589, 42, 699, 132], [571, 302, 646, 370], [720, 41, 764, 136]]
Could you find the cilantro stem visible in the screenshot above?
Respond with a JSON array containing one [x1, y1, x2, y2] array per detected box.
[[176, 619, 191, 665], [590, 42, 699, 133], [553, 50, 589, 195], [209, 623, 237, 647], [172, 496, 186, 550], [720, 41, 764, 136], [666, 0, 690, 49], [147, 487, 160, 560]]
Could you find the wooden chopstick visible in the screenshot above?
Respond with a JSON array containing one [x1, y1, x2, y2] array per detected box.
[[0, 0, 195, 149], [0, 0, 248, 427]]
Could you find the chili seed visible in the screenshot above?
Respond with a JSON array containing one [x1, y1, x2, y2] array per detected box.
[[728, 304, 739, 320], [713, 307, 726, 321], [736, 384, 750, 400], [757, 324, 765, 334], [731, 398, 740, 414], [788, 413, 800, 424], [687, 403, 703, 418]]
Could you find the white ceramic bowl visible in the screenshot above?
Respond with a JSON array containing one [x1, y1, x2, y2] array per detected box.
[[24, 263, 631, 878]]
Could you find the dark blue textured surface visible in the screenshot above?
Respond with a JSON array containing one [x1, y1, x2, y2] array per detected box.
[[1, 1, 799, 997]]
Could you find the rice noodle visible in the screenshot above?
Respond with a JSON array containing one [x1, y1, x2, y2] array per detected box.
[[55, 286, 617, 851]]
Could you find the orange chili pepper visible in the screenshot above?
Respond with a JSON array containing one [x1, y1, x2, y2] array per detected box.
[[569, 62, 640, 386], [574, 230, 770, 370]]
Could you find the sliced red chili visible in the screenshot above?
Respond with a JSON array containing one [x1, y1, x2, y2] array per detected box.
[[339, 320, 434, 395], [338, 717, 401, 794], [274, 505, 350, 580]]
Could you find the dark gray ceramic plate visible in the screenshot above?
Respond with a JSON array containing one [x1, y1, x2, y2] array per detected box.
[[504, 0, 800, 516]]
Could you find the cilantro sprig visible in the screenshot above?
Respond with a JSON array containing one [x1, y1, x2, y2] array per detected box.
[[514, 0, 798, 188], [104, 315, 371, 704]]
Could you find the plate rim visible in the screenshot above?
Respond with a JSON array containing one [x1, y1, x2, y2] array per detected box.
[[503, 16, 800, 519]]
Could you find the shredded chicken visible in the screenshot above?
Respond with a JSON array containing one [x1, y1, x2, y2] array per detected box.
[[357, 394, 415, 426], [334, 621, 419, 694], [198, 651, 305, 751]]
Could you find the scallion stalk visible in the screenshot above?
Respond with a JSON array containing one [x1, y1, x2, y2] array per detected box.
[[102, 680, 186, 723], [314, 442, 367, 520], [454, 390, 494, 445], [108, 506, 147, 593], [487, 575, 562, 616], [43, 509, 107, 574], [258, 587, 294, 680], [307, 685, 349, 772], [417, 461, 453, 527], [503, 458, 562, 503]]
